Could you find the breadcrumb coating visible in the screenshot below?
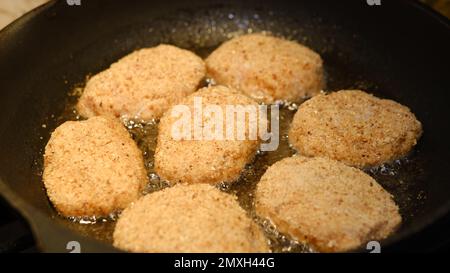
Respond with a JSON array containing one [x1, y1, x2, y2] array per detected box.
[[77, 45, 206, 121], [255, 156, 401, 252], [154, 85, 260, 185], [206, 33, 324, 103], [289, 90, 422, 167], [113, 184, 269, 253], [43, 117, 147, 217]]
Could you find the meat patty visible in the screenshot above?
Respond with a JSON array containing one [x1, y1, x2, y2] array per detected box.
[[206, 33, 324, 103], [113, 184, 269, 253], [154, 85, 261, 184], [77, 45, 206, 122], [289, 90, 422, 167], [255, 156, 401, 252], [43, 116, 147, 217]]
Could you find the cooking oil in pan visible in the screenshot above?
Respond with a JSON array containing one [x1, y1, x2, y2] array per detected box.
[[44, 40, 426, 252], [54, 88, 426, 253], [53, 77, 312, 251]]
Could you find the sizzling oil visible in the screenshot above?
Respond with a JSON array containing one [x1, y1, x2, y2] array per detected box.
[[47, 41, 427, 253]]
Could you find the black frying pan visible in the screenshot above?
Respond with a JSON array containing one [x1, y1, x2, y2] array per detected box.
[[0, 0, 449, 253]]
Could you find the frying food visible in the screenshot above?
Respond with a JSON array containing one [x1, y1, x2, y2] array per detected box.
[[154, 85, 260, 185], [255, 156, 401, 252], [206, 33, 324, 103], [43, 117, 147, 217], [77, 45, 206, 121], [113, 184, 269, 253], [40, 28, 425, 252], [289, 90, 422, 167]]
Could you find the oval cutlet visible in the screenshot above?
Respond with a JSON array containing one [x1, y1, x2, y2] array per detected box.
[[154, 85, 260, 185], [77, 44, 206, 121], [113, 184, 269, 253], [289, 90, 422, 168], [255, 156, 401, 252], [206, 33, 324, 103], [43, 116, 147, 217]]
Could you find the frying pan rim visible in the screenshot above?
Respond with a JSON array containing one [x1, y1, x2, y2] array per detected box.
[[408, 0, 450, 28], [0, 0, 56, 39], [0, 0, 449, 252]]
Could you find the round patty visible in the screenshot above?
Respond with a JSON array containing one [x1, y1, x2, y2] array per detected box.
[[77, 45, 206, 122], [205, 34, 324, 103], [255, 156, 401, 252], [289, 90, 422, 168], [154, 85, 260, 185], [43, 116, 147, 217], [113, 184, 269, 253]]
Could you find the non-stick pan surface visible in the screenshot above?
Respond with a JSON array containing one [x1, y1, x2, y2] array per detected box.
[[0, 0, 449, 252]]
